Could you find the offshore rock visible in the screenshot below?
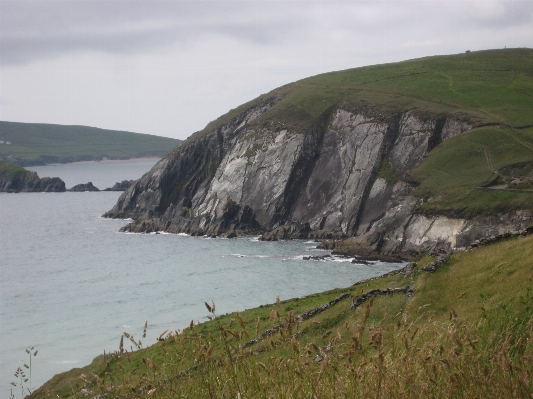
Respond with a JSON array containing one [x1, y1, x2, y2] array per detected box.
[[69, 182, 100, 192]]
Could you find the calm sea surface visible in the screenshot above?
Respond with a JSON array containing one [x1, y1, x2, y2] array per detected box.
[[0, 160, 403, 394]]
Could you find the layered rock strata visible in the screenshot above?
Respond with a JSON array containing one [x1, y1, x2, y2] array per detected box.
[[104, 100, 533, 257]]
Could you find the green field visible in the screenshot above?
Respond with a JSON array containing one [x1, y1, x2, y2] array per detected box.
[[32, 234, 533, 398], [0, 122, 181, 166]]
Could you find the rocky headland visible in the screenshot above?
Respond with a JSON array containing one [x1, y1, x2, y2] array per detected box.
[[103, 49, 533, 260], [0, 160, 66, 192]]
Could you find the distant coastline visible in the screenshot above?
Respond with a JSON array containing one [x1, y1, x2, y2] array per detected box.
[[44, 156, 162, 166], [0, 120, 181, 167]]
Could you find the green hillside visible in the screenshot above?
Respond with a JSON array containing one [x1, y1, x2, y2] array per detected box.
[[194, 48, 533, 143], [0, 159, 26, 176], [0, 122, 181, 166], [33, 233, 533, 398], [410, 125, 533, 217]]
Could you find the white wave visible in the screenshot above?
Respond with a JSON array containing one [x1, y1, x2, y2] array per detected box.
[[330, 257, 355, 263], [177, 232, 190, 236]]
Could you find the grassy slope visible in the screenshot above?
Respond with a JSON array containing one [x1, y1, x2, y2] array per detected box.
[[0, 122, 182, 166], [34, 234, 533, 398], [411, 125, 533, 217], [0, 160, 27, 176], [190, 48, 533, 142]]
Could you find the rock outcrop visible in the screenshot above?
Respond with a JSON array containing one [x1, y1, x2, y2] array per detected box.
[[68, 182, 99, 192], [103, 95, 533, 258], [0, 161, 66, 192]]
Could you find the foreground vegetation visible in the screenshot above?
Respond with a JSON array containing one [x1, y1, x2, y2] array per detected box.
[[0, 121, 181, 166], [31, 232, 533, 398]]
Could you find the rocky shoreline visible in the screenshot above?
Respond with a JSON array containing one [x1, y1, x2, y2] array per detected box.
[[102, 101, 533, 261]]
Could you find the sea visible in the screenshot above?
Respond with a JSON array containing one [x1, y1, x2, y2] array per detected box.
[[0, 159, 404, 394]]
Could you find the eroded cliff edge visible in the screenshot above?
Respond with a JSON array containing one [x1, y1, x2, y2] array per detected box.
[[102, 96, 533, 259]]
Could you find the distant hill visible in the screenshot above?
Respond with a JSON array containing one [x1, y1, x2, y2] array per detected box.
[[0, 121, 182, 166]]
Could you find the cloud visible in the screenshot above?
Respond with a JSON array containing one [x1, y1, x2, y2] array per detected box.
[[3, 1, 529, 66], [0, 1, 532, 140], [401, 39, 444, 48]]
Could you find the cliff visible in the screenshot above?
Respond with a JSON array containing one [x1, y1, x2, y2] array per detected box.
[[0, 161, 66, 192], [104, 49, 533, 258]]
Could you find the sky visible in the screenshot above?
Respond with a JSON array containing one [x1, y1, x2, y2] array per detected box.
[[1, 0, 532, 140]]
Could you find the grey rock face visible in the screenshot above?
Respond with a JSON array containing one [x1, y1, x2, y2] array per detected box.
[[105, 100, 531, 257]]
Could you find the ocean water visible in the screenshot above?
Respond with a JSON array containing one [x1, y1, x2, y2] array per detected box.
[[0, 161, 403, 394]]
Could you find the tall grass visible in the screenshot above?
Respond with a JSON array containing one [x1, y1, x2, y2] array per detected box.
[[57, 296, 532, 398], [31, 234, 533, 398]]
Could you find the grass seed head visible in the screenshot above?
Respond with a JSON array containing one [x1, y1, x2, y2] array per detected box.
[[237, 313, 246, 329]]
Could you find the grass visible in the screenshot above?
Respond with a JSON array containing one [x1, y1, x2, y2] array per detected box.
[[0, 160, 27, 177], [410, 126, 533, 217], [31, 234, 533, 398], [0, 121, 182, 166]]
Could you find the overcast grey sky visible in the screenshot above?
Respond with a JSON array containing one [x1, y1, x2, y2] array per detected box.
[[1, 0, 532, 140]]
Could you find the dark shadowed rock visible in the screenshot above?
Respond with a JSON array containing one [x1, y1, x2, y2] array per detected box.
[[0, 161, 66, 192], [68, 182, 99, 192]]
